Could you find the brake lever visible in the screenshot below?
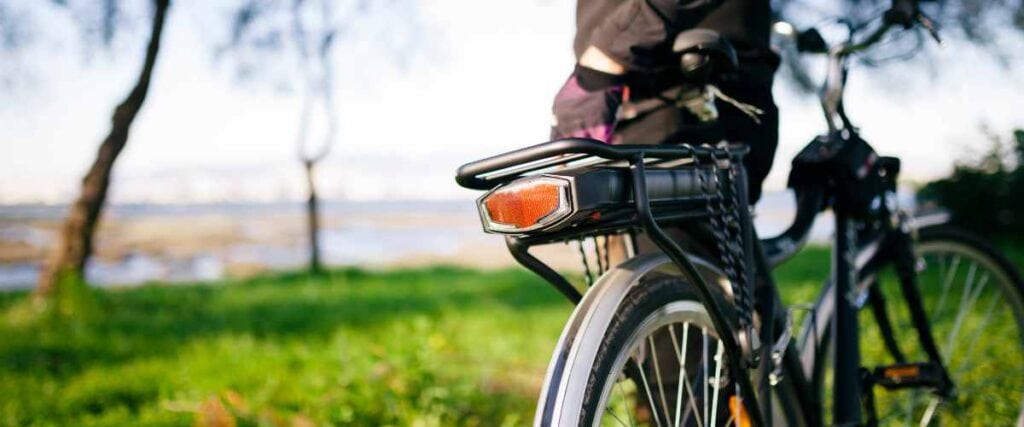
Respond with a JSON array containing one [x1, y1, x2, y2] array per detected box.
[[916, 12, 942, 45]]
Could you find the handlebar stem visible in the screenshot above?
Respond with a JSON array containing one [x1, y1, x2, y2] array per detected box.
[[821, 45, 849, 134], [819, 20, 895, 133]]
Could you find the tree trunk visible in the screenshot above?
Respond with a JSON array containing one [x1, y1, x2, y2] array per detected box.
[[36, 0, 171, 297], [303, 160, 324, 275]]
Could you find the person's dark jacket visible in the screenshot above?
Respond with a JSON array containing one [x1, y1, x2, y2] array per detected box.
[[571, 0, 780, 202], [574, 0, 777, 92]]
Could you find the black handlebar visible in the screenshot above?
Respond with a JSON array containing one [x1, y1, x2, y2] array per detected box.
[[837, 21, 895, 56], [799, 9, 940, 58]]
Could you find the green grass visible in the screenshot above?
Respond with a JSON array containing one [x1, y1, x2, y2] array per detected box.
[[0, 244, 1020, 426], [0, 267, 571, 426]]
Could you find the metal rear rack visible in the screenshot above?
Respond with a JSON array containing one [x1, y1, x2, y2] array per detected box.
[[456, 138, 749, 302], [456, 137, 768, 427], [456, 138, 740, 190]]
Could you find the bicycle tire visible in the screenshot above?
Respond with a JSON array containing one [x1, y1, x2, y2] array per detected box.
[[819, 225, 1024, 426], [535, 252, 808, 426]]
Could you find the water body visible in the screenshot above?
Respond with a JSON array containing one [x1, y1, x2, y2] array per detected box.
[[0, 191, 915, 291], [0, 200, 484, 290]]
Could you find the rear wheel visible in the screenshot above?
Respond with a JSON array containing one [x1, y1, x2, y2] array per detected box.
[[581, 276, 735, 427], [575, 275, 806, 426], [537, 253, 808, 426]]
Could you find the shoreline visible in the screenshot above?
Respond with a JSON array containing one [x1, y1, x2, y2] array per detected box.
[[0, 194, 835, 289]]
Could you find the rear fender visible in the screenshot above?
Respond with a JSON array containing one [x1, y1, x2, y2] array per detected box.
[[534, 252, 731, 426]]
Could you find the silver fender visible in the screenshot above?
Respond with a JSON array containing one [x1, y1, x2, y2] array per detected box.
[[534, 252, 732, 426], [908, 210, 950, 231]]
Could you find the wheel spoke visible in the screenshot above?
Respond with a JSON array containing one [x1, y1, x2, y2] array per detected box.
[[677, 363, 706, 427], [905, 390, 918, 427], [635, 355, 663, 427], [607, 410, 630, 427], [956, 290, 1003, 375], [943, 264, 982, 361], [649, 335, 672, 426], [669, 323, 683, 362], [937, 255, 946, 285], [932, 255, 961, 320], [671, 323, 691, 427], [702, 329, 709, 427], [709, 342, 725, 427], [919, 397, 940, 427]]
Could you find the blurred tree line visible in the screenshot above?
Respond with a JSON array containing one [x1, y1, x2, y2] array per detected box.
[[918, 129, 1024, 238]]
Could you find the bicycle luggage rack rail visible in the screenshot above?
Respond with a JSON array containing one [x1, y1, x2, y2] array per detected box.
[[456, 138, 767, 427], [456, 138, 728, 190], [456, 138, 741, 304]]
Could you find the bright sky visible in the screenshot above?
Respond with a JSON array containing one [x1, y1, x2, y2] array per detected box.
[[1, 0, 1022, 204]]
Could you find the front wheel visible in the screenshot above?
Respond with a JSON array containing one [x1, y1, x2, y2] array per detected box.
[[859, 226, 1024, 426]]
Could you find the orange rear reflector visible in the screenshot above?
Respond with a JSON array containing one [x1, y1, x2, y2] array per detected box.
[[480, 178, 570, 232]]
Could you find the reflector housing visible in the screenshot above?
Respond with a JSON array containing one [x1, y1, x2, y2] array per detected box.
[[478, 177, 572, 233]]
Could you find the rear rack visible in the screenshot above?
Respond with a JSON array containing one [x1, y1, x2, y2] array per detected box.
[[458, 139, 750, 250], [455, 139, 750, 299], [455, 137, 767, 427], [455, 138, 742, 190]]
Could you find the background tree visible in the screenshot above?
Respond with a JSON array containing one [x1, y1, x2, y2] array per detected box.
[[918, 129, 1024, 237], [0, 0, 173, 300], [292, 0, 338, 275], [221, 0, 428, 275], [772, 0, 1024, 92]]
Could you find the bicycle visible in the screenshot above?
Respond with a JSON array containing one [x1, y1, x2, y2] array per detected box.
[[455, 11, 1024, 427]]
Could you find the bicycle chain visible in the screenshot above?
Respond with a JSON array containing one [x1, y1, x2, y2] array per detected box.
[[696, 148, 754, 334], [723, 160, 754, 327]]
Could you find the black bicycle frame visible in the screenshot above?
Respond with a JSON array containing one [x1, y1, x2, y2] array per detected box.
[[455, 15, 955, 426], [461, 139, 957, 426]]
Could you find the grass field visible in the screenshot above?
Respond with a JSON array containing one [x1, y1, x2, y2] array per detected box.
[[0, 245, 1020, 426]]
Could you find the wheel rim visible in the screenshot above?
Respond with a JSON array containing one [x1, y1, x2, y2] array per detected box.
[[864, 239, 1024, 426], [593, 301, 738, 427]]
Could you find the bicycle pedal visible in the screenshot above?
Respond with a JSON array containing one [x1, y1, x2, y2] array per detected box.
[[872, 362, 944, 390]]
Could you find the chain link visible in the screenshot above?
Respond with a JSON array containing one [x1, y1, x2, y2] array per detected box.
[[575, 235, 613, 287], [723, 157, 754, 328], [575, 239, 594, 287], [697, 147, 754, 332]]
